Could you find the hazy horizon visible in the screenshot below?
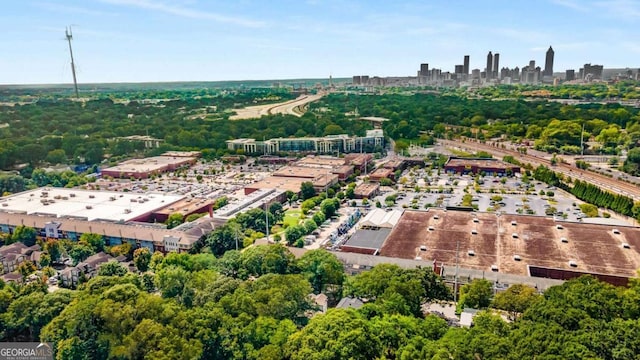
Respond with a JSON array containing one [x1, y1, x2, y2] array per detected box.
[[1, 0, 639, 84]]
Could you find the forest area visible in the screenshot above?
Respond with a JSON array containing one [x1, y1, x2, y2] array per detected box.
[[1, 246, 640, 360]]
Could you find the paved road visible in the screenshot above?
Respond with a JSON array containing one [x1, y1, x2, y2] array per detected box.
[[230, 93, 325, 120], [439, 138, 640, 201]]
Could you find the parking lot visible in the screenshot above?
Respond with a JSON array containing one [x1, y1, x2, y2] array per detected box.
[[358, 167, 597, 222]]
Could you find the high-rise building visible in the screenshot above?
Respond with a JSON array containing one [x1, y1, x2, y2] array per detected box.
[[565, 70, 575, 81], [544, 46, 554, 76], [582, 63, 603, 80], [486, 51, 493, 79], [493, 53, 500, 79], [455, 65, 464, 74], [420, 63, 429, 77], [463, 55, 470, 75]]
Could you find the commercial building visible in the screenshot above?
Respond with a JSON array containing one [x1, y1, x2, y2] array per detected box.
[[0, 188, 185, 222], [368, 168, 394, 182], [486, 51, 493, 80], [379, 209, 640, 285], [444, 157, 520, 176], [102, 153, 199, 179], [580, 63, 604, 80], [463, 55, 470, 75], [544, 46, 554, 77], [0, 212, 198, 253], [226, 130, 385, 155], [353, 182, 380, 199]]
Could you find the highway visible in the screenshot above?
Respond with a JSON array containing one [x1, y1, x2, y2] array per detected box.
[[439, 138, 640, 201], [230, 92, 325, 120]]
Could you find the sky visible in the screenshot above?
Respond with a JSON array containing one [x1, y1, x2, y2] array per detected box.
[[1, 0, 639, 84]]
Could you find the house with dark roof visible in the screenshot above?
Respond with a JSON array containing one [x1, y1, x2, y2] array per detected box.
[[0, 243, 42, 274], [60, 252, 120, 287]]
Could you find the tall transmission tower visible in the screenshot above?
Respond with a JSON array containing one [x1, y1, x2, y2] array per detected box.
[[65, 26, 79, 98]]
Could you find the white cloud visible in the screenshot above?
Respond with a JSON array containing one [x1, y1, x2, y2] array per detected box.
[[549, 0, 588, 11], [35, 2, 119, 16], [99, 0, 266, 28], [594, 0, 640, 20]]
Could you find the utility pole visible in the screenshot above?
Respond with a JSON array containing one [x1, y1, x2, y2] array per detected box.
[[265, 201, 269, 241], [580, 122, 585, 157], [453, 238, 460, 303], [65, 26, 79, 98]]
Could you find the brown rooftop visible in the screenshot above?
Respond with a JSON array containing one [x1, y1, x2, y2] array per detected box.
[[445, 157, 515, 169], [380, 209, 640, 278], [273, 166, 331, 179]]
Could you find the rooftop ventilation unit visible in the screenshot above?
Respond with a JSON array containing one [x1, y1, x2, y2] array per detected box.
[[467, 250, 476, 256], [471, 229, 478, 235], [513, 254, 521, 261], [561, 237, 568, 243], [511, 221, 517, 226], [419, 245, 427, 251], [556, 225, 563, 230], [613, 229, 620, 235], [569, 260, 578, 267], [622, 243, 631, 249], [473, 218, 479, 223], [433, 215, 439, 220], [428, 226, 435, 231], [491, 265, 499, 272], [512, 233, 519, 238]]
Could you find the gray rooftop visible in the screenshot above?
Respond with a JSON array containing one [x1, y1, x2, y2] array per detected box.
[[343, 228, 392, 251]]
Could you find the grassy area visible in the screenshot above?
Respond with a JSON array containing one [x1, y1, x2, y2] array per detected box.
[[283, 209, 302, 227]]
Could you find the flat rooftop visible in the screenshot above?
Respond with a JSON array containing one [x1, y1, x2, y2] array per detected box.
[[445, 158, 514, 169], [344, 229, 392, 250], [153, 197, 216, 217], [103, 156, 196, 174], [296, 156, 346, 168], [370, 168, 393, 177], [354, 182, 379, 194], [380, 209, 640, 278], [273, 166, 331, 179], [246, 176, 306, 193], [0, 188, 184, 222], [162, 151, 201, 157]]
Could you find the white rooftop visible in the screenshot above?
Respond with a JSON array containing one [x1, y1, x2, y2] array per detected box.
[[0, 188, 184, 222], [359, 208, 403, 229]]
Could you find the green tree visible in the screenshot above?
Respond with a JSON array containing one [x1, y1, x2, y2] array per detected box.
[[155, 265, 191, 301], [300, 181, 316, 200], [285, 309, 382, 360], [298, 249, 345, 302], [166, 213, 185, 229], [269, 202, 285, 223], [240, 244, 295, 277], [459, 278, 494, 310], [97, 261, 128, 276], [492, 284, 540, 320], [320, 198, 337, 218], [205, 223, 243, 256], [284, 224, 306, 246], [69, 244, 94, 265], [11, 225, 37, 246], [79, 233, 105, 253], [133, 247, 152, 272]]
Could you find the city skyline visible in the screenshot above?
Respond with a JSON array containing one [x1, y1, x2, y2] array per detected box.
[[1, 0, 639, 84]]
